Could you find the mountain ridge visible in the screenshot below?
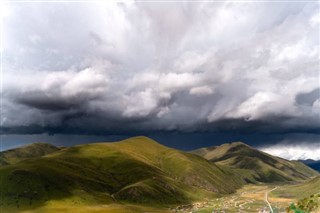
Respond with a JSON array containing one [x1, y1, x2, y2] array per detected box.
[[191, 141, 318, 183], [0, 136, 244, 212]]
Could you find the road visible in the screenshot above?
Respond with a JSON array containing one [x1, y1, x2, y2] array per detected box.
[[265, 186, 278, 213]]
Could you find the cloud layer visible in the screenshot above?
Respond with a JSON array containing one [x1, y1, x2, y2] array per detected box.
[[1, 1, 319, 135], [260, 142, 320, 160]]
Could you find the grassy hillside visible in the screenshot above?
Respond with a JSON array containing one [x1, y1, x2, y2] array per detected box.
[[280, 177, 320, 213], [0, 136, 244, 212], [0, 142, 60, 165], [191, 142, 318, 183], [272, 176, 320, 199]]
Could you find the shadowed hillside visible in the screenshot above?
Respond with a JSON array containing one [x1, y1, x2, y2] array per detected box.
[[0, 136, 244, 212], [191, 142, 318, 183], [0, 142, 60, 165]]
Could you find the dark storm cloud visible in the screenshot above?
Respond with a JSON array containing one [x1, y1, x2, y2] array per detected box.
[[296, 88, 320, 106], [1, 1, 319, 137], [15, 91, 94, 111]]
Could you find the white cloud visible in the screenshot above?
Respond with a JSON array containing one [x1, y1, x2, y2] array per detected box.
[[225, 91, 299, 121], [190, 86, 214, 96], [122, 88, 159, 117], [260, 142, 320, 160], [157, 106, 170, 118], [226, 92, 278, 120], [313, 99, 320, 109]]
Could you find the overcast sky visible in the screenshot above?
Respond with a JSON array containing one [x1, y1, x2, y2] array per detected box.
[[0, 1, 319, 159]]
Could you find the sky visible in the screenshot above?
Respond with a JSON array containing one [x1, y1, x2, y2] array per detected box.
[[0, 1, 319, 160]]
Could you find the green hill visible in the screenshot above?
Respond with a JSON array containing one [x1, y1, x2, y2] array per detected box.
[[0, 136, 244, 212], [191, 142, 318, 183], [272, 176, 320, 200], [0, 142, 60, 165]]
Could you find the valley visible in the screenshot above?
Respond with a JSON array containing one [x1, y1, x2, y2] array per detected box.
[[6, 183, 318, 213], [177, 184, 292, 213], [164, 180, 320, 213]]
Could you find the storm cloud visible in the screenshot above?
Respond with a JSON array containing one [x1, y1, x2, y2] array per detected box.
[[1, 1, 319, 137]]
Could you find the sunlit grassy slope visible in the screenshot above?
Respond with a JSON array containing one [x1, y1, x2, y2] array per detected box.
[[0, 136, 244, 212], [191, 142, 318, 183], [272, 176, 320, 199]]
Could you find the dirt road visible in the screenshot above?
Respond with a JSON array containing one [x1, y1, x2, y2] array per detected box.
[[265, 186, 278, 213]]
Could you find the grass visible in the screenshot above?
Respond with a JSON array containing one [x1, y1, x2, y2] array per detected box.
[[271, 176, 320, 199], [191, 141, 318, 183], [192, 182, 318, 213], [0, 142, 60, 165], [0, 136, 244, 212], [3, 201, 173, 213], [1, 136, 318, 213]]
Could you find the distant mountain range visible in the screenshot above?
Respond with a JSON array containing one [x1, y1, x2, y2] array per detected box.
[[300, 159, 320, 172], [0, 137, 318, 212]]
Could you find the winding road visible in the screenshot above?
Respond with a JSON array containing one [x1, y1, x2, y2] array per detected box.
[[265, 186, 278, 213]]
